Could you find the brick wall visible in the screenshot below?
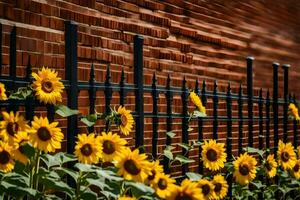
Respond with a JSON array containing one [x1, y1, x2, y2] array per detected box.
[[1, 0, 300, 175]]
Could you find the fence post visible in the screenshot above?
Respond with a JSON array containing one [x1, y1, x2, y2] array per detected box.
[[0, 23, 2, 75], [213, 80, 218, 139], [104, 64, 112, 132], [151, 73, 158, 158], [181, 77, 189, 175], [119, 68, 126, 106], [282, 64, 290, 142], [246, 56, 254, 147], [65, 21, 78, 154], [238, 84, 243, 154], [8, 26, 17, 112], [266, 90, 271, 149], [273, 62, 279, 152], [293, 94, 298, 147], [88, 63, 96, 133], [134, 35, 144, 148]]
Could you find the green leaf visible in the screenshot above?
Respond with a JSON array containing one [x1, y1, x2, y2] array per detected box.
[[75, 163, 99, 172], [165, 145, 175, 151], [178, 143, 191, 151], [124, 181, 154, 194], [244, 147, 264, 157], [193, 110, 207, 118], [163, 149, 173, 160], [54, 167, 78, 183], [55, 152, 77, 164], [40, 154, 60, 169], [9, 86, 33, 100], [79, 188, 97, 200], [166, 131, 176, 138], [97, 169, 123, 182], [174, 155, 194, 164], [186, 172, 202, 181], [39, 177, 74, 197], [80, 117, 96, 127], [55, 104, 79, 117], [86, 178, 111, 190]]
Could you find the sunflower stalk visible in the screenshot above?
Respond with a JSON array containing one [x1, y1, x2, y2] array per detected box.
[[33, 150, 41, 190]]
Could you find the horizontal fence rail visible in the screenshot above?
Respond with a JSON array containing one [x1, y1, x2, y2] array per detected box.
[[0, 20, 299, 194]]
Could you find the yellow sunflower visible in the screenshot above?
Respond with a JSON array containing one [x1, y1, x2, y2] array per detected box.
[[197, 179, 215, 200], [233, 153, 257, 185], [152, 173, 176, 199], [116, 106, 134, 136], [0, 141, 15, 173], [277, 140, 296, 170], [265, 154, 277, 178], [115, 148, 150, 182], [189, 91, 206, 113], [12, 131, 29, 165], [118, 197, 136, 200], [201, 139, 227, 171], [97, 132, 127, 163], [289, 103, 300, 121], [212, 174, 228, 200], [29, 116, 64, 153], [0, 83, 7, 101], [74, 133, 102, 164], [32, 67, 64, 105], [146, 160, 164, 185], [0, 111, 30, 144], [297, 146, 300, 158], [169, 179, 203, 200], [292, 159, 300, 179]]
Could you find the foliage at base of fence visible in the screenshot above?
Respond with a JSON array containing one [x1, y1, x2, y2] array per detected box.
[[1, 67, 300, 200]]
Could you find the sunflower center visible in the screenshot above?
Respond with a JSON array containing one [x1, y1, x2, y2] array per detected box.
[[175, 193, 192, 200], [281, 152, 290, 162], [0, 150, 10, 164], [6, 122, 19, 136], [158, 178, 168, 190], [239, 164, 250, 176], [102, 140, 115, 154], [120, 114, 128, 126], [265, 162, 272, 171], [148, 170, 156, 181], [214, 183, 222, 193], [202, 184, 210, 196], [80, 144, 93, 156], [206, 149, 218, 161], [37, 127, 51, 141], [124, 159, 140, 175], [294, 164, 300, 172], [41, 80, 54, 93]]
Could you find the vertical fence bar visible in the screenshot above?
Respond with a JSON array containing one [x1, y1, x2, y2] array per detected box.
[[282, 64, 290, 143], [119, 68, 126, 106], [247, 56, 254, 147], [226, 82, 233, 199], [134, 35, 144, 148], [258, 89, 264, 149], [181, 77, 189, 174], [88, 64, 96, 133], [213, 80, 218, 139], [47, 105, 55, 122], [266, 90, 271, 149], [8, 26, 17, 112], [104, 64, 112, 132], [151, 73, 159, 159], [293, 94, 298, 147], [273, 62, 279, 152], [198, 80, 207, 173], [195, 80, 202, 173], [25, 57, 34, 121], [164, 75, 173, 173], [0, 23, 2, 75], [65, 21, 78, 154], [238, 84, 243, 154]]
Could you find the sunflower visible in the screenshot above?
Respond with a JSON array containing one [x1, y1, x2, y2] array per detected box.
[[297, 146, 300, 158], [292, 159, 300, 179], [233, 153, 257, 185], [118, 197, 136, 200], [32, 67, 64, 105], [197, 179, 215, 200], [170, 179, 203, 200], [277, 140, 296, 170], [146, 160, 164, 185], [29, 116, 64, 153], [201, 140, 227, 171], [212, 174, 228, 200], [97, 132, 127, 163], [74, 133, 102, 164], [12, 131, 29, 165], [0, 141, 14, 173], [189, 91, 206, 113], [0, 83, 7, 101], [115, 148, 150, 182], [152, 173, 176, 199], [116, 106, 134, 136], [0, 111, 30, 144], [289, 103, 300, 121], [265, 154, 277, 178]]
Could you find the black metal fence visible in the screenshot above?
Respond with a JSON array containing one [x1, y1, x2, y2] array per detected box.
[[0, 20, 299, 191]]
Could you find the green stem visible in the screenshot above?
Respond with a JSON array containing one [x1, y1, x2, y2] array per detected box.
[[33, 150, 41, 190], [75, 172, 83, 200]]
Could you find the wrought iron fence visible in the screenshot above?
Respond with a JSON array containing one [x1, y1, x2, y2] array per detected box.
[[0, 20, 299, 197]]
